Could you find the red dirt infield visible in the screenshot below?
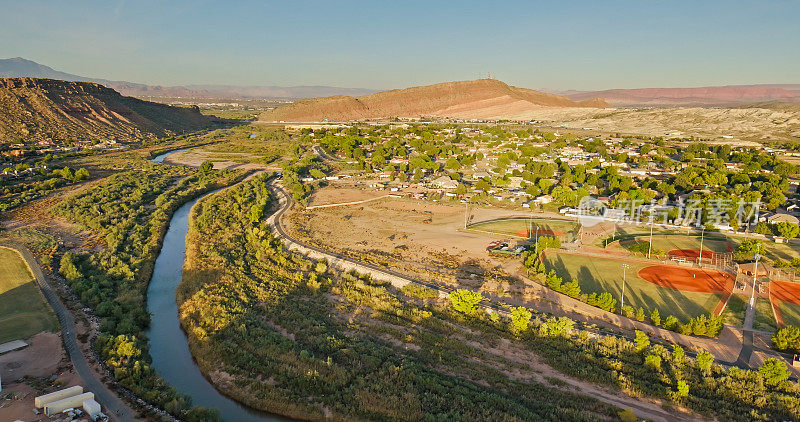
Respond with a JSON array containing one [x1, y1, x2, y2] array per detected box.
[[771, 280, 800, 306], [638, 265, 734, 293], [667, 249, 714, 260]]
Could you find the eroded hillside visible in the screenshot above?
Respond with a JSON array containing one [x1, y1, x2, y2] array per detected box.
[[0, 78, 212, 143], [260, 79, 607, 122]]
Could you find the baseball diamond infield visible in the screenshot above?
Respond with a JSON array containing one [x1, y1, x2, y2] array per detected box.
[[667, 249, 715, 260], [638, 265, 734, 293], [769, 280, 800, 327]]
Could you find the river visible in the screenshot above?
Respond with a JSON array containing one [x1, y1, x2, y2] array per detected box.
[[146, 150, 284, 421]]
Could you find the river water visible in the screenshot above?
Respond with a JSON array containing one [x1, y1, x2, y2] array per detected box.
[[146, 151, 283, 421]]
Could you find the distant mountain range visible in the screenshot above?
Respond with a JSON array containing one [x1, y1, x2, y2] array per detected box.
[[260, 79, 608, 122], [0, 77, 212, 143], [3, 57, 799, 107], [555, 85, 800, 107], [0, 57, 376, 100]]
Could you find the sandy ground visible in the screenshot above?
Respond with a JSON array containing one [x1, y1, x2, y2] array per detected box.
[[288, 187, 568, 293], [0, 332, 84, 422], [164, 148, 269, 170], [490, 106, 800, 143], [307, 187, 389, 206]]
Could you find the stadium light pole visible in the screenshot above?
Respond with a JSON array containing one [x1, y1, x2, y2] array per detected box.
[[699, 226, 705, 266], [751, 244, 761, 306], [621, 263, 630, 310], [647, 213, 655, 259]]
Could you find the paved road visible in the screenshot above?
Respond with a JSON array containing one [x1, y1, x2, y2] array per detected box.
[[2, 243, 135, 422], [265, 183, 689, 422]]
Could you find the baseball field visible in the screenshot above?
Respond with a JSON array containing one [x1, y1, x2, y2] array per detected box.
[[543, 250, 732, 321]]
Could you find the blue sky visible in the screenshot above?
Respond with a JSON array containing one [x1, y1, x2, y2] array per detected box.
[[1, 0, 798, 90]]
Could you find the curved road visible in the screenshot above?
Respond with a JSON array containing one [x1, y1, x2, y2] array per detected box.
[[2, 243, 135, 422], [265, 183, 689, 422]]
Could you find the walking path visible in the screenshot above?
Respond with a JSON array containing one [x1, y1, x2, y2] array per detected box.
[[1, 242, 136, 422]]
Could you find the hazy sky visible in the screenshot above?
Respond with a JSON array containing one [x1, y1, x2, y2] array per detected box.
[[1, 0, 798, 90]]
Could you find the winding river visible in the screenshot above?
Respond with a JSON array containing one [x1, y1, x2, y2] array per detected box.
[[146, 150, 283, 421]]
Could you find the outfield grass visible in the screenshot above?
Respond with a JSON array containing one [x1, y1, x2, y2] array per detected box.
[[754, 297, 778, 332], [616, 234, 734, 254], [762, 241, 800, 263], [720, 294, 747, 327], [0, 247, 58, 343], [777, 300, 800, 328], [543, 251, 723, 321]]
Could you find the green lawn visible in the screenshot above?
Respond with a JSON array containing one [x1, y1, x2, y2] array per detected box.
[[720, 294, 747, 327], [468, 218, 579, 240], [543, 251, 723, 321], [0, 247, 58, 343], [762, 241, 800, 263], [777, 300, 800, 328], [754, 297, 778, 332], [616, 234, 734, 254]]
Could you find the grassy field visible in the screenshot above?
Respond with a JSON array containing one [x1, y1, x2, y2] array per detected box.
[[754, 297, 778, 331], [543, 251, 723, 321], [720, 294, 747, 326], [0, 247, 58, 343], [468, 218, 579, 240], [615, 234, 734, 254], [776, 300, 800, 328]]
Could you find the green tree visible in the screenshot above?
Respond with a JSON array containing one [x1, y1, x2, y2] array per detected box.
[[759, 358, 790, 387], [695, 350, 714, 374], [645, 353, 662, 370], [772, 326, 800, 352], [199, 160, 214, 173], [676, 380, 689, 397], [74, 167, 90, 181], [449, 289, 483, 315], [663, 315, 680, 331], [560, 279, 581, 298], [59, 252, 83, 282], [650, 309, 661, 326], [672, 345, 685, 365], [510, 306, 532, 333], [634, 330, 650, 353], [635, 307, 646, 322], [775, 222, 800, 240], [539, 316, 574, 337]]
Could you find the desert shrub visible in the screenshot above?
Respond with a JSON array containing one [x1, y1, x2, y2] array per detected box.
[[510, 306, 532, 333], [401, 284, 439, 299], [449, 289, 483, 315]]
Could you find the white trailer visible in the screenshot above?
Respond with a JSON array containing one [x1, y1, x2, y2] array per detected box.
[[83, 398, 102, 418], [34, 385, 84, 408], [44, 392, 95, 416]]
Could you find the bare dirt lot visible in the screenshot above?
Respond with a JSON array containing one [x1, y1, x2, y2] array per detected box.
[[286, 187, 558, 294], [0, 332, 83, 421], [307, 187, 390, 207], [165, 148, 270, 170]]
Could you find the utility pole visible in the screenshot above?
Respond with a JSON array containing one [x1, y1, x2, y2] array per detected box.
[[621, 263, 630, 310]]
